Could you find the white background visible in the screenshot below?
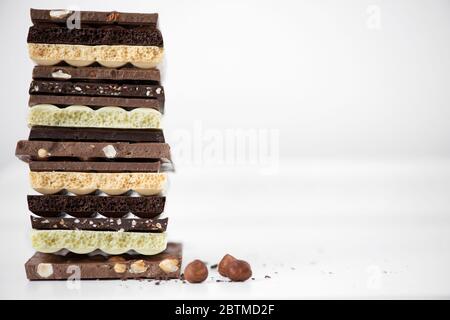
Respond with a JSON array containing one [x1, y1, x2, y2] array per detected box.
[[0, 0, 450, 299]]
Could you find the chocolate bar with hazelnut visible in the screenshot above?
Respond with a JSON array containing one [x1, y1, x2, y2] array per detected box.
[[25, 242, 182, 280], [15, 140, 171, 163], [28, 195, 166, 218], [30, 9, 159, 27], [33, 65, 161, 83], [31, 216, 168, 232]]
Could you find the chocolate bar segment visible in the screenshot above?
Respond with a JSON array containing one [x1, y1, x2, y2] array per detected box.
[[28, 25, 164, 47], [31, 9, 158, 27], [31, 216, 168, 232], [16, 140, 171, 162], [25, 242, 182, 280], [27, 195, 166, 218], [29, 95, 162, 112], [29, 161, 161, 173], [33, 66, 160, 82], [30, 81, 164, 101], [29, 126, 165, 143]]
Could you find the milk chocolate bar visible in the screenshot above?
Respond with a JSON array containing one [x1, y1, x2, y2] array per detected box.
[[31, 9, 159, 27], [29, 161, 162, 173], [16, 141, 171, 162], [28, 195, 166, 218], [31, 216, 168, 232], [25, 242, 182, 280], [29, 126, 165, 143], [33, 66, 160, 83]]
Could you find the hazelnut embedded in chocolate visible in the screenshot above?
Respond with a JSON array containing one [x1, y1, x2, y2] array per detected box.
[[130, 260, 147, 273], [37, 148, 50, 158], [159, 258, 179, 274]]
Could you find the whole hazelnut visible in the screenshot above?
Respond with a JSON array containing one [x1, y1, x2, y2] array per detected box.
[[227, 260, 252, 282], [184, 260, 208, 283], [218, 254, 236, 277]]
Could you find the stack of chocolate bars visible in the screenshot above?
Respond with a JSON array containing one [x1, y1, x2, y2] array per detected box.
[[15, 9, 182, 280]]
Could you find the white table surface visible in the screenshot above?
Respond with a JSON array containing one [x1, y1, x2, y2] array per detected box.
[[1, 158, 450, 299]]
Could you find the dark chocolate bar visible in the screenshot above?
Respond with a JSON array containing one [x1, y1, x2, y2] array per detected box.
[[31, 216, 168, 232], [29, 126, 165, 143], [16, 141, 171, 162], [33, 66, 160, 82], [28, 25, 163, 46], [25, 242, 182, 280], [31, 9, 158, 27], [29, 95, 162, 112], [30, 81, 164, 102], [29, 161, 161, 173], [28, 195, 166, 218]]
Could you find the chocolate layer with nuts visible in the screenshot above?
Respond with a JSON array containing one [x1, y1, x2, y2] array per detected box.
[[31, 216, 168, 232], [30, 80, 164, 101], [15, 141, 171, 162], [33, 66, 160, 83], [31, 9, 159, 27], [25, 242, 182, 280], [29, 126, 165, 143], [28, 195, 166, 218]]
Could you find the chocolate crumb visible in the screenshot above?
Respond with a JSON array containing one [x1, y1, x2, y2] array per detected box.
[[210, 264, 218, 269], [264, 275, 271, 279], [155, 281, 161, 285], [251, 278, 255, 280], [216, 279, 223, 282]]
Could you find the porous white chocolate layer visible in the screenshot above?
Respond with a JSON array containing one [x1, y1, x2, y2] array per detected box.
[[31, 230, 167, 255], [28, 43, 164, 68], [30, 172, 167, 195], [28, 105, 162, 129]]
